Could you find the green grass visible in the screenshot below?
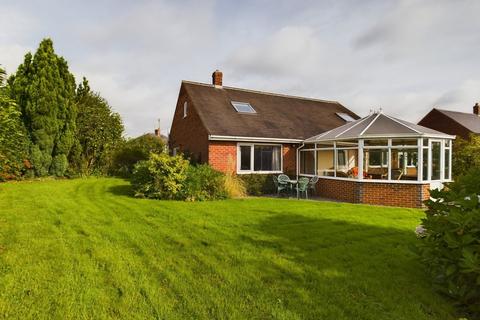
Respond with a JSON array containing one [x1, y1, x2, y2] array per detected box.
[[0, 178, 456, 319]]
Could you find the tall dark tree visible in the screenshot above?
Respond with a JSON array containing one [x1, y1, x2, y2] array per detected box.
[[0, 65, 30, 180], [9, 38, 77, 176], [74, 77, 124, 175]]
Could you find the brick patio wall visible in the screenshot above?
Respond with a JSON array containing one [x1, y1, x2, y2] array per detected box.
[[315, 177, 430, 208]]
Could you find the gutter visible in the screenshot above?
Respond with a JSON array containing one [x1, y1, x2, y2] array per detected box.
[[208, 135, 303, 144]]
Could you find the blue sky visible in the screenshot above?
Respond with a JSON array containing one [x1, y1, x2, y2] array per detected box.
[[2, 0, 480, 137]]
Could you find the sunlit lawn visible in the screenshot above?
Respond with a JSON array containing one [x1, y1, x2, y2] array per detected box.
[[0, 178, 456, 319]]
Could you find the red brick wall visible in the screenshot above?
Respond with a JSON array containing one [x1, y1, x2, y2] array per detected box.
[[418, 109, 472, 140], [169, 84, 209, 163], [314, 177, 430, 208], [315, 178, 359, 203], [208, 142, 237, 173], [283, 144, 297, 175]]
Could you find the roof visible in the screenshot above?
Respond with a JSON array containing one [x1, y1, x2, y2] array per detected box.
[[182, 81, 360, 141], [305, 112, 454, 142], [434, 109, 480, 133]]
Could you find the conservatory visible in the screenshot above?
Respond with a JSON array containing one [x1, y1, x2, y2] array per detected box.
[[298, 112, 455, 207]]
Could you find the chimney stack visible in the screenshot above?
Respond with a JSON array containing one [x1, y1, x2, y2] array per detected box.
[[212, 69, 223, 87], [474, 102, 480, 116], [154, 129, 160, 137]]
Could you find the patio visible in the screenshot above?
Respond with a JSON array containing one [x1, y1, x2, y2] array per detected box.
[[296, 112, 455, 207]]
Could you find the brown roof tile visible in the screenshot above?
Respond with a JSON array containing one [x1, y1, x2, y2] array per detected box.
[[183, 81, 359, 140]]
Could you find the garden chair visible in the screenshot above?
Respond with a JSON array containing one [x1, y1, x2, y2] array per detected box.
[[295, 177, 310, 199], [274, 175, 290, 196], [307, 176, 319, 196]]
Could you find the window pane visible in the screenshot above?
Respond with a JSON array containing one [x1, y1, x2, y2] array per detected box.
[[364, 149, 388, 180], [253, 145, 281, 171], [240, 146, 251, 170], [423, 148, 428, 180], [392, 139, 417, 146], [431, 142, 441, 180], [391, 149, 418, 180], [423, 138, 428, 146], [336, 149, 358, 178], [317, 150, 334, 176], [300, 150, 315, 175], [445, 148, 450, 180], [364, 139, 388, 146]]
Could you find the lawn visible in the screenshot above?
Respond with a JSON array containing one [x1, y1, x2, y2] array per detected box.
[[0, 178, 456, 319]]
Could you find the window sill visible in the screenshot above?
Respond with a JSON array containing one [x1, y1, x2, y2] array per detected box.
[[237, 171, 283, 175]]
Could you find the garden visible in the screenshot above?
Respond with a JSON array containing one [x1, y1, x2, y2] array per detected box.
[[0, 177, 459, 319]]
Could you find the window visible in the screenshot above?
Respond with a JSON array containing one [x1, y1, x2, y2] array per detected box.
[[391, 149, 418, 180], [431, 141, 441, 180], [364, 149, 388, 180], [367, 150, 388, 167], [300, 150, 315, 175], [317, 150, 334, 176], [237, 144, 281, 173], [183, 101, 188, 118], [240, 146, 251, 170], [336, 112, 355, 122], [231, 101, 256, 113]]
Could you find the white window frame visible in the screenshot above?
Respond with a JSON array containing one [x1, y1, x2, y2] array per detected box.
[[298, 137, 454, 184], [183, 101, 188, 118], [237, 143, 283, 174]]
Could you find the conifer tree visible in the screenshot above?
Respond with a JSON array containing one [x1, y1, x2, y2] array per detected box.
[[10, 38, 77, 176]]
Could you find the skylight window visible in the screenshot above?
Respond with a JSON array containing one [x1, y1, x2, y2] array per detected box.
[[336, 112, 355, 122], [231, 101, 256, 113]]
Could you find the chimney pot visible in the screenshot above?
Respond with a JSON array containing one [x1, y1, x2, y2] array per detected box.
[[154, 128, 160, 137], [212, 69, 223, 87], [474, 102, 480, 116]]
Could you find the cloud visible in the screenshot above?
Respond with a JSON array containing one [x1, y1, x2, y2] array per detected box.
[[1, 0, 480, 137]]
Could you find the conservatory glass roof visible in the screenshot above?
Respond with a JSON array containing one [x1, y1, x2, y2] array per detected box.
[[305, 112, 455, 142]]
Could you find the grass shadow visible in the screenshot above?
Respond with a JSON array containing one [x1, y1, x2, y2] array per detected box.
[[107, 183, 134, 197]]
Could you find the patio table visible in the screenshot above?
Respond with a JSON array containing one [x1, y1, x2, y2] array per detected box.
[[288, 179, 299, 199]]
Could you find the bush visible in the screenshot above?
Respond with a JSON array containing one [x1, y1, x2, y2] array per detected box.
[[183, 164, 227, 201], [417, 168, 480, 316], [111, 134, 165, 177], [131, 153, 189, 200], [239, 174, 276, 195]]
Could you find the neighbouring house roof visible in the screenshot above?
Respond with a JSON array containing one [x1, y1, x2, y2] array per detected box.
[[182, 81, 360, 141], [305, 112, 454, 142], [433, 109, 480, 134]]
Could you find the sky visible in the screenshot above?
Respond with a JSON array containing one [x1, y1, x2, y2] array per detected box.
[[2, 0, 480, 137]]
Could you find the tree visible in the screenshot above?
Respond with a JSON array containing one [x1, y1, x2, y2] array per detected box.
[[110, 133, 165, 176], [452, 134, 480, 178], [0, 66, 30, 180], [9, 38, 77, 176], [74, 77, 124, 175]]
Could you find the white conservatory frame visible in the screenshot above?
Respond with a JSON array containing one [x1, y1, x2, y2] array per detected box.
[[297, 136, 453, 184]]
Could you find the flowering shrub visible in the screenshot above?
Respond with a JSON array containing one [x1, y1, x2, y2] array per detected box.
[[417, 167, 480, 317]]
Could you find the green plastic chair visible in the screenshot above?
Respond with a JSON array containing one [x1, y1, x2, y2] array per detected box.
[[273, 175, 290, 196], [296, 177, 310, 199], [308, 176, 319, 195]]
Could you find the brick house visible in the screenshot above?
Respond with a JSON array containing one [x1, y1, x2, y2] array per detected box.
[[418, 103, 480, 140], [170, 70, 455, 208]]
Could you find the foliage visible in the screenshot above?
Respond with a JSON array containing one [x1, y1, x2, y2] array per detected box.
[[0, 177, 457, 319], [452, 134, 480, 178], [9, 38, 77, 176], [0, 66, 30, 180], [131, 153, 189, 199], [418, 168, 480, 316], [239, 174, 276, 195], [73, 77, 124, 175], [224, 170, 247, 198], [110, 133, 164, 177], [183, 164, 227, 201]]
